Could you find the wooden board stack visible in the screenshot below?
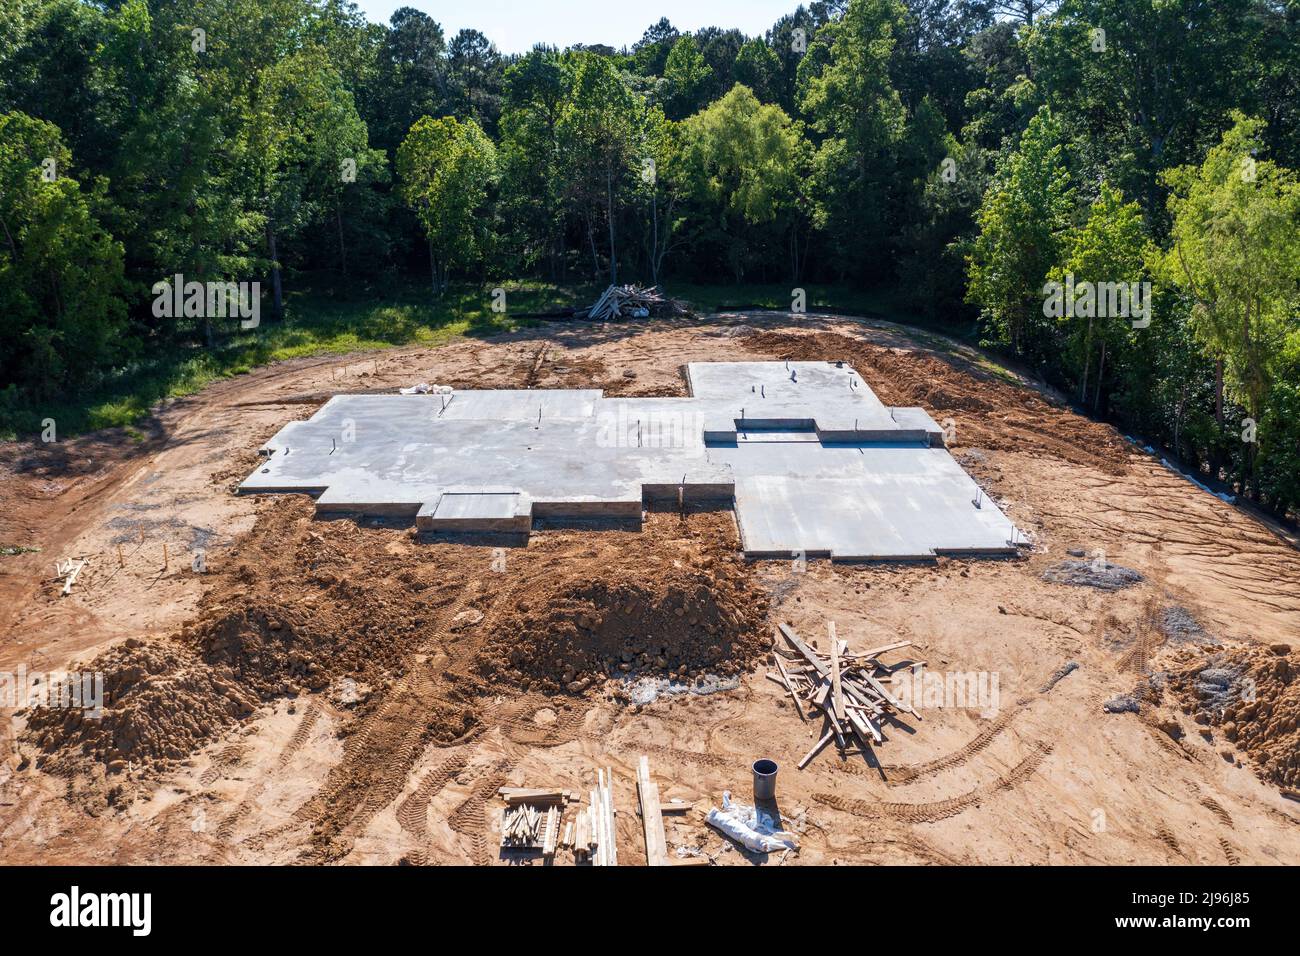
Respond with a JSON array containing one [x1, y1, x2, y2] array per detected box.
[[575, 767, 618, 866], [497, 788, 577, 860], [576, 285, 683, 321], [769, 623, 923, 769]]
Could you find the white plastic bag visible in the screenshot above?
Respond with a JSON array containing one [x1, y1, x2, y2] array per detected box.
[[706, 791, 799, 854]]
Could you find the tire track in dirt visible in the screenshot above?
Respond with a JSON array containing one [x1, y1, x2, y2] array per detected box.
[[837, 662, 1076, 785], [814, 741, 1055, 823], [396, 750, 471, 841], [208, 699, 329, 857], [447, 759, 513, 866], [278, 700, 323, 768], [1219, 838, 1241, 865], [285, 566, 524, 860], [199, 744, 246, 787], [1155, 824, 1182, 856], [1200, 797, 1234, 828], [1117, 599, 1165, 674], [501, 700, 592, 749]]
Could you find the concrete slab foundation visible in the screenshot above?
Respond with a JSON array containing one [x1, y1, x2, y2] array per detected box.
[[239, 361, 1018, 560]]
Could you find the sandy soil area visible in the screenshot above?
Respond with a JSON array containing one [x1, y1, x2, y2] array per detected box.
[[1, 312, 1297, 865]]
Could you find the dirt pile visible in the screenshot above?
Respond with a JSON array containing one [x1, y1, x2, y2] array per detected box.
[[20, 500, 467, 775], [744, 330, 1130, 475], [22, 638, 258, 775], [476, 527, 770, 695], [22, 497, 772, 779], [1168, 643, 1299, 788]]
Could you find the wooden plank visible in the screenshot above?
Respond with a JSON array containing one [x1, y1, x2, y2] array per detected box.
[[603, 767, 618, 866], [636, 756, 669, 867], [828, 622, 846, 724], [774, 655, 807, 722], [589, 787, 602, 865], [778, 623, 829, 677], [499, 787, 568, 805], [798, 729, 834, 770], [575, 807, 589, 855], [542, 806, 559, 858], [850, 640, 913, 660], [60, 559, 86, 596], [860, 670, 921, 719], [846, 706, 883, 744]]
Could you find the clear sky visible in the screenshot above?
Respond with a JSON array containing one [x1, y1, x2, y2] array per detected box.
[[350, 1, 801, 54]]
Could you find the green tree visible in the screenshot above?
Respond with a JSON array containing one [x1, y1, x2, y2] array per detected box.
[[679, 84, 804, 282], [1046, 183, 1150, 407], [499, 48, 571, 277], [1027, 0, 1255, 223], [662, 35, 712, 121], [556, 53, 642, 282], [364, 7, 449, 156], [1158, 113, 1300, 494], [397, 114, 498, 294], [0, 111, 128, 400], [798, 0, 909, 279], [733, 38, 782, 104], [630, 18, 680, 77], [447, 28, 503, 134], [966, 107, 1076, 357]]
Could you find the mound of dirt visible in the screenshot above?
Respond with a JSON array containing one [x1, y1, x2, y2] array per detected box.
[[22, 638, 259, 774], [23, 495, 771, 779], [476, 538, 769, 695], [1168, 644, 1299, 788], [20, 500, 468, 775], [744, 330, 1130, 476]]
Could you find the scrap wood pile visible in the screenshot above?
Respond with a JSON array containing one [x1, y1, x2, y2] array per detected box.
[[498, 787, 578, 858], [769, 622, 922, 768], [576, 284, 687, 321]]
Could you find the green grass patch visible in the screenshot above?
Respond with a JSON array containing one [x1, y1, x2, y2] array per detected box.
[[0, 544, 42, 556], [667, 282, 917, 325], [0, 279, 593, 441]]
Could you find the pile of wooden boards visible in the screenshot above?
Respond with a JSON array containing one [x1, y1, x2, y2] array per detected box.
[[498, 787, 577, 860], [576, 285, 684, 321], [572, 768, 618, 865], [636, 755, 707, 866], [770, 622, 923, 768], [55, 558, 86, 596]]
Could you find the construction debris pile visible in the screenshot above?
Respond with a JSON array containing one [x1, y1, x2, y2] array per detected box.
[[576, 285, 687, 321], [499, 787, 575, 857], [770, 623, 922, 768]]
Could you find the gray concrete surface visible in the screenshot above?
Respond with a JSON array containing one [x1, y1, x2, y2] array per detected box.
[[239, 361, 1018, 560]]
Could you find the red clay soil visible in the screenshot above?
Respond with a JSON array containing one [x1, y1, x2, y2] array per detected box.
[[744, 330, 1130, 476]]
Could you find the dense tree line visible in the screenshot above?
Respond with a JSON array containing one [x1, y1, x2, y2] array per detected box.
[[1, 0, 1298, 513]]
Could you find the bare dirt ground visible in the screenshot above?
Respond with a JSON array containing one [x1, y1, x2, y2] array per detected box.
[[2, 312, 1298, 865]]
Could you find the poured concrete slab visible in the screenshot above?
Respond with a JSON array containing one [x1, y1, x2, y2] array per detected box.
[[239, 361, 1019, 560]]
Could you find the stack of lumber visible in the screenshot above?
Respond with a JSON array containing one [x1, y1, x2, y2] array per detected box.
[[769, 622, 923, 769], [497, 787, 577, 858], [574, 768, 619, 866], [636, 756, 709, 866], [502, 803, 553, 849], [576, 285, 684, 321]]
